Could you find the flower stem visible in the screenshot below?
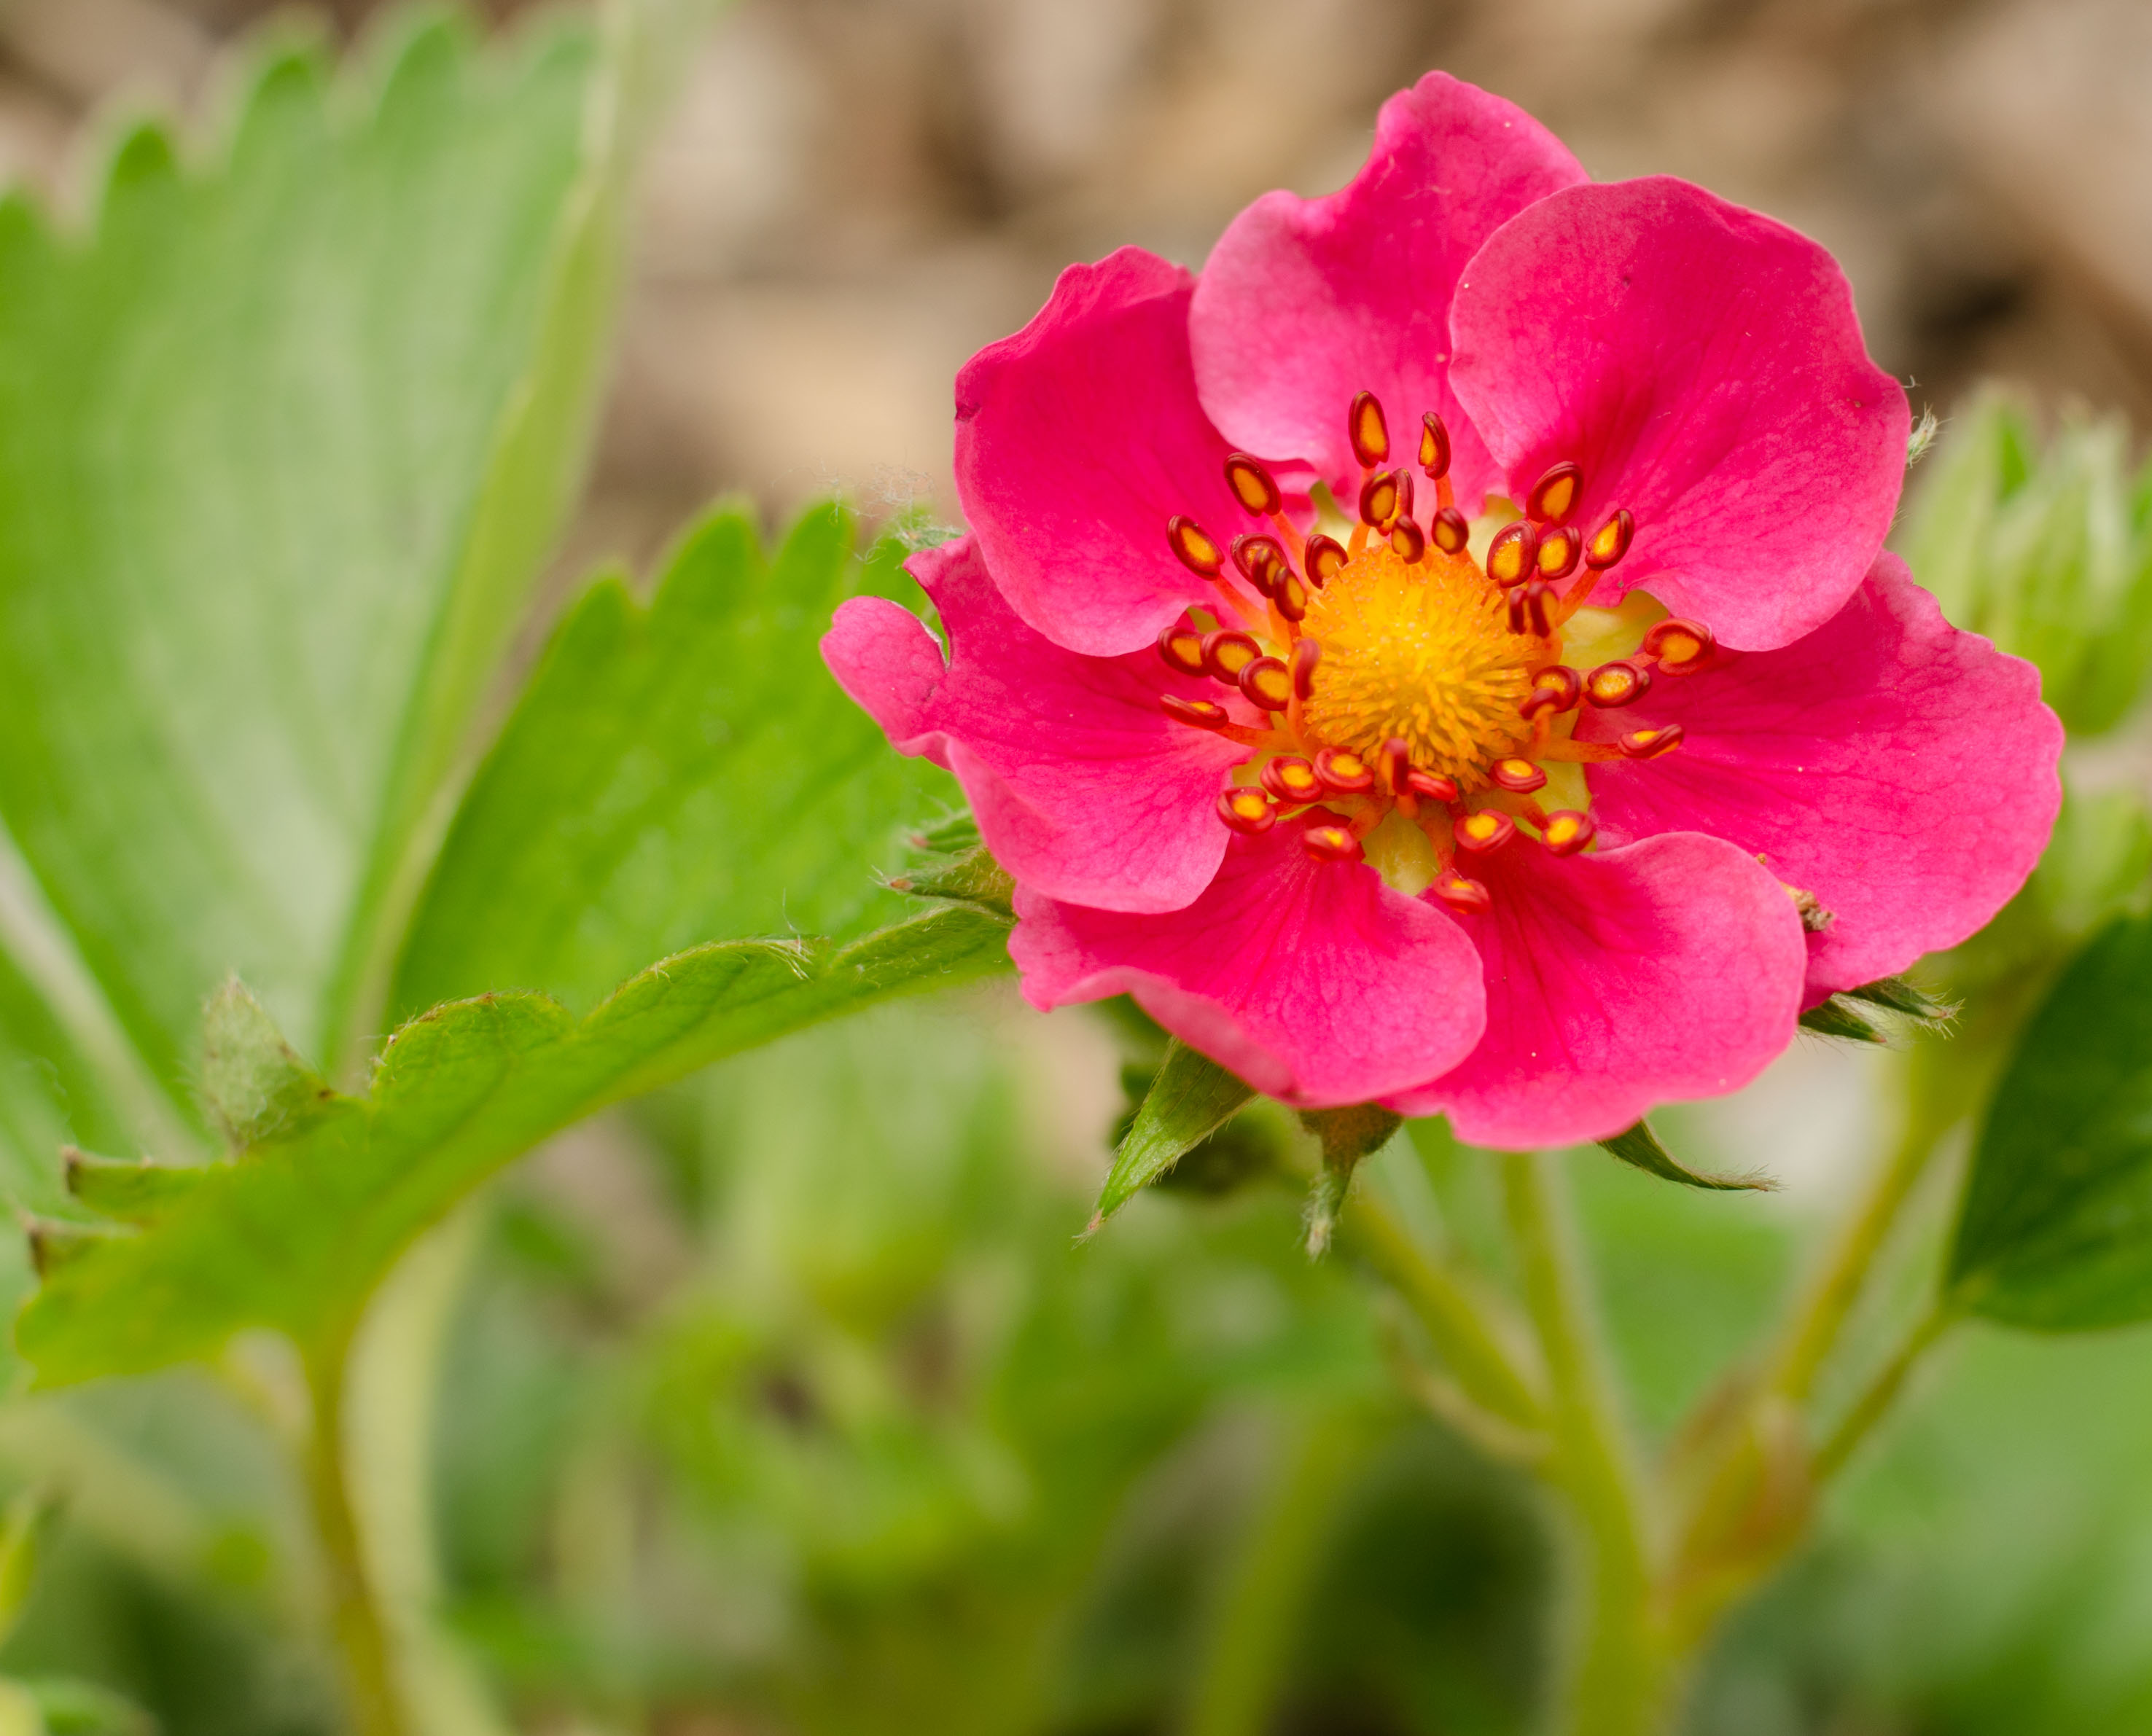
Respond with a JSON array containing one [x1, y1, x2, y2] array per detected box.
[[1501, 1152, 1676, 1736], [1180, 1405, 1362, 1736], [1764, 1108, 1942, 1408], [1343, 1189, 1545, 1432], [1811, 1303, 1956, 1485], [303, 1325, 410, 1736]]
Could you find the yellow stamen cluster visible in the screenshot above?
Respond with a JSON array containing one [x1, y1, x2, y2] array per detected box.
[[1297, 542, 1542, 786]]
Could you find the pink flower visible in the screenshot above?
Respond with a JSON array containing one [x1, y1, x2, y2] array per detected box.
[[824, 73, 2062, 1149]]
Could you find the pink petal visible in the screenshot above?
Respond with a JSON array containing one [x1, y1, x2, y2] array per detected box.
[[1389, 834, 1807, 1149], [1449, 178, 1909, 652], [1577, 553, 2064, 1002], [953, 247, 1251, 657], [1189, 73, 1585, 513], [822, 536, 1244, 913], [1010, 812, 1486, 1108]]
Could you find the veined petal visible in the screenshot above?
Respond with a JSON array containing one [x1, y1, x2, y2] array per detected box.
[[1010, 812, 1486, 1107], [1190, 71, 1585, 509], [1389, 834, 1807, 1147], [954, 247, 1250, 657], [1578, 554, 2064, 1001], [1450, 177, 1909, 652], [822, 536, 1242, 913]]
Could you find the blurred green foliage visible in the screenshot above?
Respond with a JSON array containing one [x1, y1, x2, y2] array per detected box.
[[1897, 391, 2152, 736]]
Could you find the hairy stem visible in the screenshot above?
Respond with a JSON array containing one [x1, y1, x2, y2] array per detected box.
[[303, 1326, 409, 1736], [1344, 1189, 1545, 1433], [1502, 1152, 1675, 1736], [1765, 1111, 1941, 1408], [1812, 1304, 1957, 1484], [1181, 1406, 1362, 1736]]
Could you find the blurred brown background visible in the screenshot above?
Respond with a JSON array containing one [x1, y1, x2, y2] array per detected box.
[[7, 0, 2150, 567]]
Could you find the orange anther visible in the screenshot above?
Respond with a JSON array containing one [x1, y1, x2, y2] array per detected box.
[[1239, 655, 1293, 712], [1490, 757, 1547, 793], [1585, 660, 1651, 708], [1433, 870, 1492, 914], [1161, 695, 1233, 730], [1201, 629, 1261, 682], [1358, 469, 1401, 529], [1540, 810, 1597, 856], [1315, 747, 1376, 794], [1585, 508, 1635, 569], [1536, 525, 1581, 581], [1223, 452, 1282, 517], [1349, 391, 1389, 468], [1390, 517, 1427, 563], [1217, 787, 1276, 834], [1419, 413, 1451, 480], [1618, 724, 1685, 760], [1407, 769, 1460, 803], [1262, 756, 1324, 803], [1168, 515, 1223, 577], [1455, 810, 1516, 855], [1304, 533, 1346, 587], [1641, 618, 1715, 673], [1430, 506, 1470, 555], [1304, 824, 1364, 864], [1507, 580, 1553, 638], [1290, 636, 1322, 700], [1157, 622, 1207, 677], [1527, 461, 1582, 524], [1519, 665, 1582, 719], [1275, 573, 1310, 622], [1231, 533, 1287, 595], [1486, 521, 1538, 587]]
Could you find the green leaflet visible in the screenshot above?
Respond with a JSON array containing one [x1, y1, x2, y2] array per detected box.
[[1947, 913, 2152, 1329], [0, 12, 621, 1103], [391, 508, 956, 1017], [1092, 1042, 1257, 1229], [17, 905, 1013, 1386]]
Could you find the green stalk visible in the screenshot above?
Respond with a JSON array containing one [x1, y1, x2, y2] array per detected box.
[[1763, 1114, 1940, 1407], [303, 1326, 410, 1736], [1502, 1153, 1674, 1736], [1811, 1303, 1957, 1485], [1344, 1189, 1545, 1433], [1181, 1407, 1362, 1736]]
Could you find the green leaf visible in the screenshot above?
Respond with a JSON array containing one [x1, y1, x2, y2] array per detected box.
[[1597, 1120, 1776, 1193], [1948, 912, 2152, 1329], [59, 1150, 203, 1227], [391, 507, 956, 1017], [17, 904, 1013, 1385], [0, 942, 134, 1221], [1091, 1041, 1255, 1230], [0, 12, 623, 1101]]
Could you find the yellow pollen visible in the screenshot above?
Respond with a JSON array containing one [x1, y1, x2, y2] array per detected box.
[[1298, 543, 1540, 784]]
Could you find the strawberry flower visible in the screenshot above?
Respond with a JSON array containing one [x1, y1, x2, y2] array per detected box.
[[824, 73, 2062, 1147]]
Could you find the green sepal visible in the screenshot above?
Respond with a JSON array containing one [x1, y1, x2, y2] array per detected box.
[[1798, 974, 1958, 1045], [1598, 1119, 1777, 1193], [1089, 1041, 1255, 1232], [1299, 1105, 1405, 1255]]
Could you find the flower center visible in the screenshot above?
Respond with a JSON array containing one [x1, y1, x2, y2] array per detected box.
[[1158, 390, 1718, 913], [1298, 541, 1537, 786]]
